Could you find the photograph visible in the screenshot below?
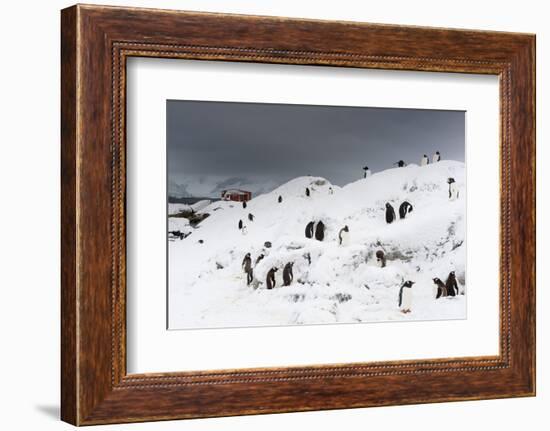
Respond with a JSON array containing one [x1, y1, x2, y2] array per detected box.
[[167, 100, 466, 330]]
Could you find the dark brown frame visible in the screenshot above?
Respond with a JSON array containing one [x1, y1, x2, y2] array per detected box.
[[61, 4, 536, 426]]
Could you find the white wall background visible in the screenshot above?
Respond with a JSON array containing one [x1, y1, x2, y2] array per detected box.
[[0, 0, 546, 429]]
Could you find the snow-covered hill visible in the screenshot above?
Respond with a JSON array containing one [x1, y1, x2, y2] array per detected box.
[[168, 160, 466, 329]]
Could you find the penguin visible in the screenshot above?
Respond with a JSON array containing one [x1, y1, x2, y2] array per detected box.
[[248, 213, 254, 222], [305, 187, 311, 197], [278, 195, 283, 203], [242, 253, 253, 285], [241, 225, 248, 235], [432, 151, 441, 163], [385, 203, 396, 224], [238, 219, 243, 230], [329, 187, 334, 195], [433, 277, 447, 299], [398, 281, 415, 313], [315, 220, 325, 241], [266, 267, 278, 290], [305, 221, 315, 239], [447, 177, 459, 200], [338, 225, 350, 246], [304, 252, 311, 265], [398, 201, 414, 219], [395, 160, 406, 167], [255, 253, 265, 266], [445, 271, 459, 296], [421, 154, 429, 166], [242, 201, 247, 209], [283, 262, 294, 286], [375, 250, 386, 268], [363, 166, 372, 178]]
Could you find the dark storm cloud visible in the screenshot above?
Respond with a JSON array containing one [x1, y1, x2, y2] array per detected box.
[[167, 100, 464, 193]]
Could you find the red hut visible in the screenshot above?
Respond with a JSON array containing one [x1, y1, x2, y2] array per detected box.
[[221, 189, 252, 202]]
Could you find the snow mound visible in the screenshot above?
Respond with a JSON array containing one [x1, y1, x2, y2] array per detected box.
[[169, 160, 466, 329]]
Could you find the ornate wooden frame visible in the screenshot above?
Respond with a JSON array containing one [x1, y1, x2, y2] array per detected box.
[[61, 4, 535, 425]]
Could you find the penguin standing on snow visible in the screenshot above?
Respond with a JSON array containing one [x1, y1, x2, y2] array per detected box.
[[266, 267, 278, 290], [242, 253, 253, 285], [238, 219, 243, 230], [375, 250, 386, 268], [242, 201, 247, 209], [395, 160, 406, 167], [305, 221, 315, 239], [248, 213, 254, 222], [445, 271, 459, 296], [399, 201, 414, 219], [305, 187, 311, 197], [398, 280, 415, 313], [421, 154, 429, 166], [432, 151, 441, 163], [338, 225, 349, 246], [278, 195, 283, 203], [315, 221, 325, 241], [283, 262, 294, 286], [329, 187, 334, 195], [363, 166, 371, 178], [447, 177, 459, 200], [385, 203, 396, 224], [433, 277, 447, 299], [255, 253, 265, 266]]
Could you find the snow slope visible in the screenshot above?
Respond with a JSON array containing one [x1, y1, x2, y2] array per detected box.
[[168, 160, 466, 329]]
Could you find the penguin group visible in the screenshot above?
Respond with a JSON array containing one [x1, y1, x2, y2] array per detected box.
[[433, 271, 462, 299]]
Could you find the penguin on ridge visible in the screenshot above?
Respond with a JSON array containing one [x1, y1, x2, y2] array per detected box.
[[432, 151, 441, 163], [421, 154, 429, 166], [363, 166, 371, 178]]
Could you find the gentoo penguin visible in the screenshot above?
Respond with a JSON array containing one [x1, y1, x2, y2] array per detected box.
[[445, 271, 459, 296], [242, 253, 253, 285], [421, 154, 429, 166], [242, 201, 247, 209], [396, 160, 406, 168], [329, 187, 334, 195], [338, 225, 350, 246], [238, 219, 243, 230], [305, 187, 311, 197], [375, 250, 386, 268], [283, 262, 294, 286], [433, 277, 447, 299], [432, 151, 441, 163], [248, 213, 254, 222], [399, 201, 414, 219], [305, 221, 315, 239], [363, 166, 372, 178], [315, 221, 325, 241], [398, 281, 415, 313], [266, 267, 278, 290], [278, 195, 283, 203], [385, 203, 396, 224], [255, 253, 265, 266], [447, 177, 459, 200]]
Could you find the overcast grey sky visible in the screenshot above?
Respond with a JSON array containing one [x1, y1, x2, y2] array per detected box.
[[167, 100, 464, 195]]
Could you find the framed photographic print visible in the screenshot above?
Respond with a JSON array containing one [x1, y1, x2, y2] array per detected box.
[[61, 4, 536, 425]]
